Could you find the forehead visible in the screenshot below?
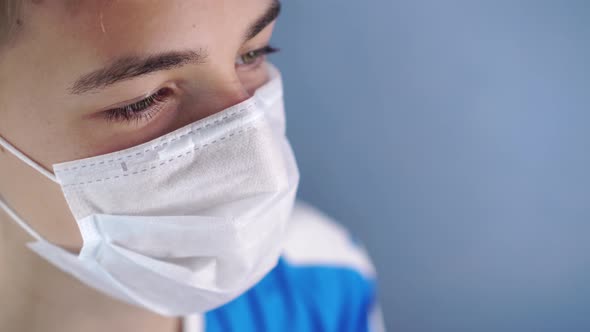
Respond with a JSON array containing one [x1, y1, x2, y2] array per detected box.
[[21, 0, 268, 60]]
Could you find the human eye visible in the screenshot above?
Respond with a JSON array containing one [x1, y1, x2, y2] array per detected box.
[[235, 45, 280, 70], [103, 87, 175, 124]]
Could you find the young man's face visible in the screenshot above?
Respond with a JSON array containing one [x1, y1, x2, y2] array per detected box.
[[0, 0, 279, 167], [0, 0, 281, 249]]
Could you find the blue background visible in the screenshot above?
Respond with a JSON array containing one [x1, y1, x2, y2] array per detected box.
[[272, 1, 590, 331]]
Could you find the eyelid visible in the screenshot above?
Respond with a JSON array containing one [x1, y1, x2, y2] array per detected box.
[[236, 45, 280, 66], [100, 83, 179, 112], [103, 87, 177, 124]]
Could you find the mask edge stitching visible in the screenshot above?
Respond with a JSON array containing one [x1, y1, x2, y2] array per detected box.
[[60, 126, 258, 188], [55, 104, 256, 173]]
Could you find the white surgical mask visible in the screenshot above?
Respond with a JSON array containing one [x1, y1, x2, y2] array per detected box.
[[0, 64, 299, 316]]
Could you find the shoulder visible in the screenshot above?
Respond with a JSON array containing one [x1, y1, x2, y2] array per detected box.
[[281, 201, 376, 279], [275, 202, 383, 331], [203, 201, 385, 332]]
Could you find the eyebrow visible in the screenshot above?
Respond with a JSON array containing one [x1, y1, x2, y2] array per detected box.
[[245, 0, 281, 41], [69, 0, 281, 95], [70, 50, 206, 94]]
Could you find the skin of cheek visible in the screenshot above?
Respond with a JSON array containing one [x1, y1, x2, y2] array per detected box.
[[0, 142, 82, 249], [0, 0, 273, 250], [0, 43, 87, 248]]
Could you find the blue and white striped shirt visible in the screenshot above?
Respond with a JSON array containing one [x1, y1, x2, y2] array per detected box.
[[182, 202, 385, 332]]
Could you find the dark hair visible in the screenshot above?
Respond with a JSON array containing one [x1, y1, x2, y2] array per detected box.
[[1, 0, 22, 48]]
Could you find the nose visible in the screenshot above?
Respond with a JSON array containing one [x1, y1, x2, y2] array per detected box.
[[184, 69, 252, 124], [210, 81, 252, 112]]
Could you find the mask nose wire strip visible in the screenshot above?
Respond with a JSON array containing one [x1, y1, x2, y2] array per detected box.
[[0, 136, 58, 183], [0, 195, 44, 242]]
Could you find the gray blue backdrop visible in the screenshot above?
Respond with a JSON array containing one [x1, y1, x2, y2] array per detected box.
[[272, 1, 590, 331]]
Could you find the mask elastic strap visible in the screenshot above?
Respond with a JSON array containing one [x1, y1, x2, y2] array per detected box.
[[0, 195, 44, 242], [0, 135, 58, 183]]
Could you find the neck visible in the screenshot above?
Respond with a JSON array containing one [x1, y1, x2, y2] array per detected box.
[[0, 212, 182, 332]]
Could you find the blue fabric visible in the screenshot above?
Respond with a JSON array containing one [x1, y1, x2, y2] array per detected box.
[[204, 257, 376, 332]]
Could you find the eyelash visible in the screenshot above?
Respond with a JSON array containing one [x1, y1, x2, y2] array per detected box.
[[104, 45, 279, 124], [104, 87, 172, 123], [236, 45, 280, 67]]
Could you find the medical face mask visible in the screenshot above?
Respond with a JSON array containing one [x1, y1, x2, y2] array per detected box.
[[0, 64, 299, 316]]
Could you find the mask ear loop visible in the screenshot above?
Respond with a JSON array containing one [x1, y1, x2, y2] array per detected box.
[[0, 195, 44, 242], [0, 135, 53, 241], [0, 135, 57, 183]]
